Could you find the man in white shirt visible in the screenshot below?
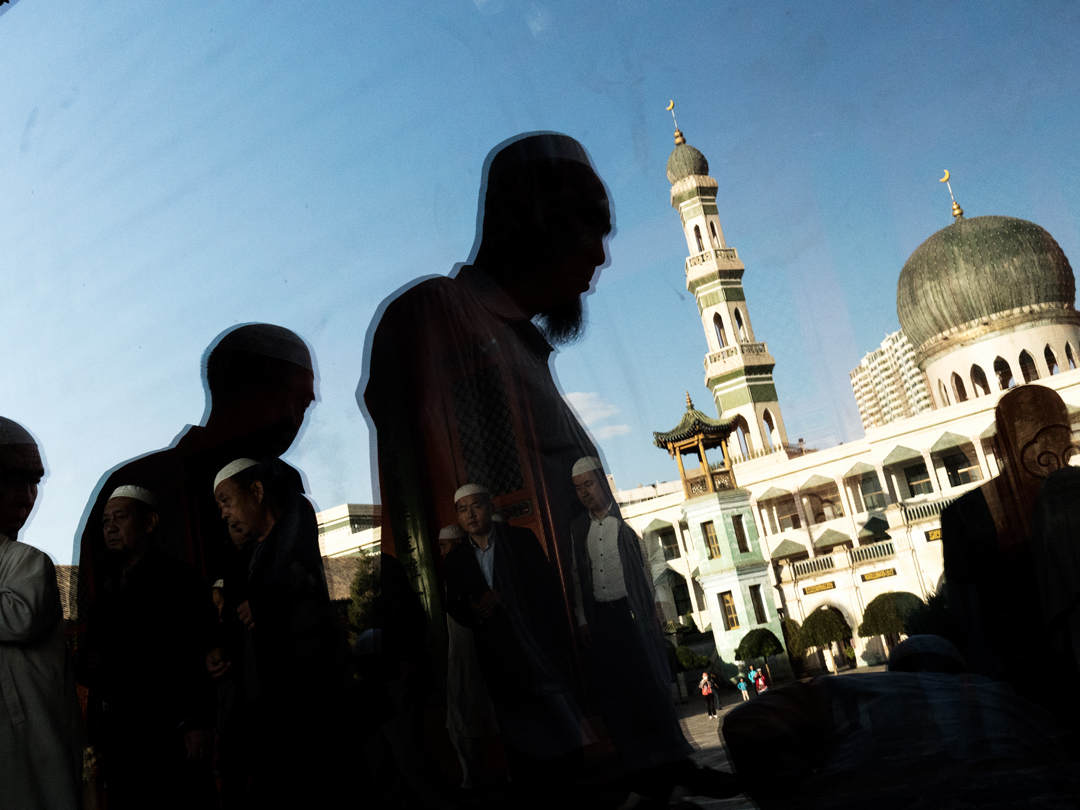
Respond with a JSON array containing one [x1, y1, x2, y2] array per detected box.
[[569, 456, 692, 788], [0, 417, 82, 810]]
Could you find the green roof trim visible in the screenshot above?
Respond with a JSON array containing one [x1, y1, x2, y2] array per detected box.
[[643, 518, 674, 534], [881, 446, 923, 466], [654, 567, 685, 588], [758, 486, 791, 500], [814, 528, 852, 549], [801, 473, 835, 489], [859, 515, 891, 538], [653, 399, 735, 446], [667, 142, 710, 184], [979, 422, 997, 439], [930, 432, 971, 453], [771, 538, 808, 559], [844, 461, 876, 478]]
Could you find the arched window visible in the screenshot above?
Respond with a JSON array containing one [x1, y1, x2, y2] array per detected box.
[[970, 364, 990, 396], [1068, 343, 1077, 370], [713, 313, 728, 348], [733, 416, 751, 458], [709, 221, 720, 247], [951, 372, 968, 403], [694, 224, 704, 253], [1046, 344, 1060, 375], [734, 308, 747, 341], [938, 379, 950, 407], [994, 356, 1015, 390], [1019, 350, 1039, 383], [762, 409, 776, 451]]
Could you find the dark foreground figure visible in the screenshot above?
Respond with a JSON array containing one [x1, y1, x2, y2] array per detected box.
[[723, 636, 1080, 809]]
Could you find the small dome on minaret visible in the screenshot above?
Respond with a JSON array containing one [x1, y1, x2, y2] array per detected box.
[[666, 128, 710, 184]]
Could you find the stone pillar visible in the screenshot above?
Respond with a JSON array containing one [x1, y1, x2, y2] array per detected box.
[[971, 436, 991, 482], [921, 450, 941, 494], [875, 464, 894, 505]]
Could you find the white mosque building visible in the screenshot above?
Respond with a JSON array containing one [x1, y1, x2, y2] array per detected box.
[[613, 125, 1080, 671]]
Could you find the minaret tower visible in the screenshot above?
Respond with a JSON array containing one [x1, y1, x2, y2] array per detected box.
[[666, 118, 789, 457]]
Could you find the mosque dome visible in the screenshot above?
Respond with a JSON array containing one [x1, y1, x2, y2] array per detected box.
[[897, 214, 1076, 354], [666, 131, 709, 184]]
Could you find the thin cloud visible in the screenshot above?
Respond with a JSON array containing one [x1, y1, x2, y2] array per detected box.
[[595, 424, 631, 440], [564, 391, 619, 425]]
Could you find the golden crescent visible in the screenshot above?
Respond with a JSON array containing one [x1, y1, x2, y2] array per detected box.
[[666, 100, 674, 111], [940, 170, 950, 183]]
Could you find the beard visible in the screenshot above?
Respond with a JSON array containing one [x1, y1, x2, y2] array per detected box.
[[534, 296, 586, 346]]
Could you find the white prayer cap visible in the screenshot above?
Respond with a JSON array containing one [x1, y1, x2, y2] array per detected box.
[[454, 483, 490, 504], [0, 417, 35, 446], [108, 485, 162, 512], [214, 458, 260, 492], [438, 525, 464, 540], [212, 579, 224, 589], [491, 513, 506, 523], [572, 456, 604, 478]]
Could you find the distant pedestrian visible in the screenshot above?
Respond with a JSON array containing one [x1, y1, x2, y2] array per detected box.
[[737, 677, 750, 702], [699, 672, 717, 718], [754, 671, 768, 695]]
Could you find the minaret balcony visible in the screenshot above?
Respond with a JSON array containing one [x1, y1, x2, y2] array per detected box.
[[704, 341, 774, 378], [684, 248, 744, 288]]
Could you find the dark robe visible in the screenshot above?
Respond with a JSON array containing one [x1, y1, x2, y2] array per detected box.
[[363, 266, 596, 632], [75, 425, 307, 634], [80, 550, 217, 810], [242, 490, 341, 809], [443, 522, 582, 762]]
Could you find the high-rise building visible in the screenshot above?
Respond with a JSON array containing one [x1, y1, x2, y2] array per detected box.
[[849, 330, 932, 429]]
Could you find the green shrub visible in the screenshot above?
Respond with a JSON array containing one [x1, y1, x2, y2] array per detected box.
[[857, 591, 928, 638], [735, 628, 784, 662], [348, 554, 381, 633], [800, 607, 852, 649], [675, 645, 712, 672]]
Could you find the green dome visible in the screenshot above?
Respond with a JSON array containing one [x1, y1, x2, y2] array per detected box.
[[666, 142, 709, 184], [896, 215, 1075, 351]]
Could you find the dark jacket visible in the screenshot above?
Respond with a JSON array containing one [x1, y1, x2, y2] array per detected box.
[[443, 523, 571, 703]]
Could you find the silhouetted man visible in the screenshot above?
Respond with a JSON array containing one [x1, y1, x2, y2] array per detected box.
[[76, 323, 316, 625], [212, 457, 337, 809], [443, 484, 583, 807], [78, 485, 217, 809], [362, 132, 610, 629], [0, 417, 83, 810]]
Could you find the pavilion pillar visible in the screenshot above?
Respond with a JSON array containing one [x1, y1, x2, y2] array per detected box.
[[674, 450, 690, 499]]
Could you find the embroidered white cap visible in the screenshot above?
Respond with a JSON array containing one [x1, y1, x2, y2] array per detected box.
[[213, 458, 260, 492], [453, 483, 489, 503], [438, 524, 465, 540], [572, 456, 604, 477], [108, 485, 162, 512]]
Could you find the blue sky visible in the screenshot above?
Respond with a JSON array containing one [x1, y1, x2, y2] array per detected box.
[[3, 1, 1080, 563]]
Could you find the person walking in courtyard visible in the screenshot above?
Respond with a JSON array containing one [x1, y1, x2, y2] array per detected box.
[[737, 676, 750, 702], [699, 671, 717, 718], [754, 670, 769, 695]]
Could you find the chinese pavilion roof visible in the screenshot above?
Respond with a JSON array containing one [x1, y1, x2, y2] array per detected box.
[[653, 393, 736, 448]]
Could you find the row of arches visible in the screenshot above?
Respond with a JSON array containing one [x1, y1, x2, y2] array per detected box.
[[693, 221, 722, 253], [729, 408, 781, 458], [712, 309, 747, 348], [937, 343, 1076, 407]]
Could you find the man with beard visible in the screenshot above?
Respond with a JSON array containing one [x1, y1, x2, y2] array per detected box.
[[78, 485, 217, 809], [75, 323, 316, 641], [211, 457, 338, 809], [0, 417, 83, 810], [362, 132, 611, 649]]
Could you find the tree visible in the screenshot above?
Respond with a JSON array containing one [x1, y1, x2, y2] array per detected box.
[[857, 591, 929, 640], [781, 618, 807, 677], [675, 645, 712, 672], [348, 553, 381, 634], [735, 627, 785, 683], [800, 607, 852, 673]]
